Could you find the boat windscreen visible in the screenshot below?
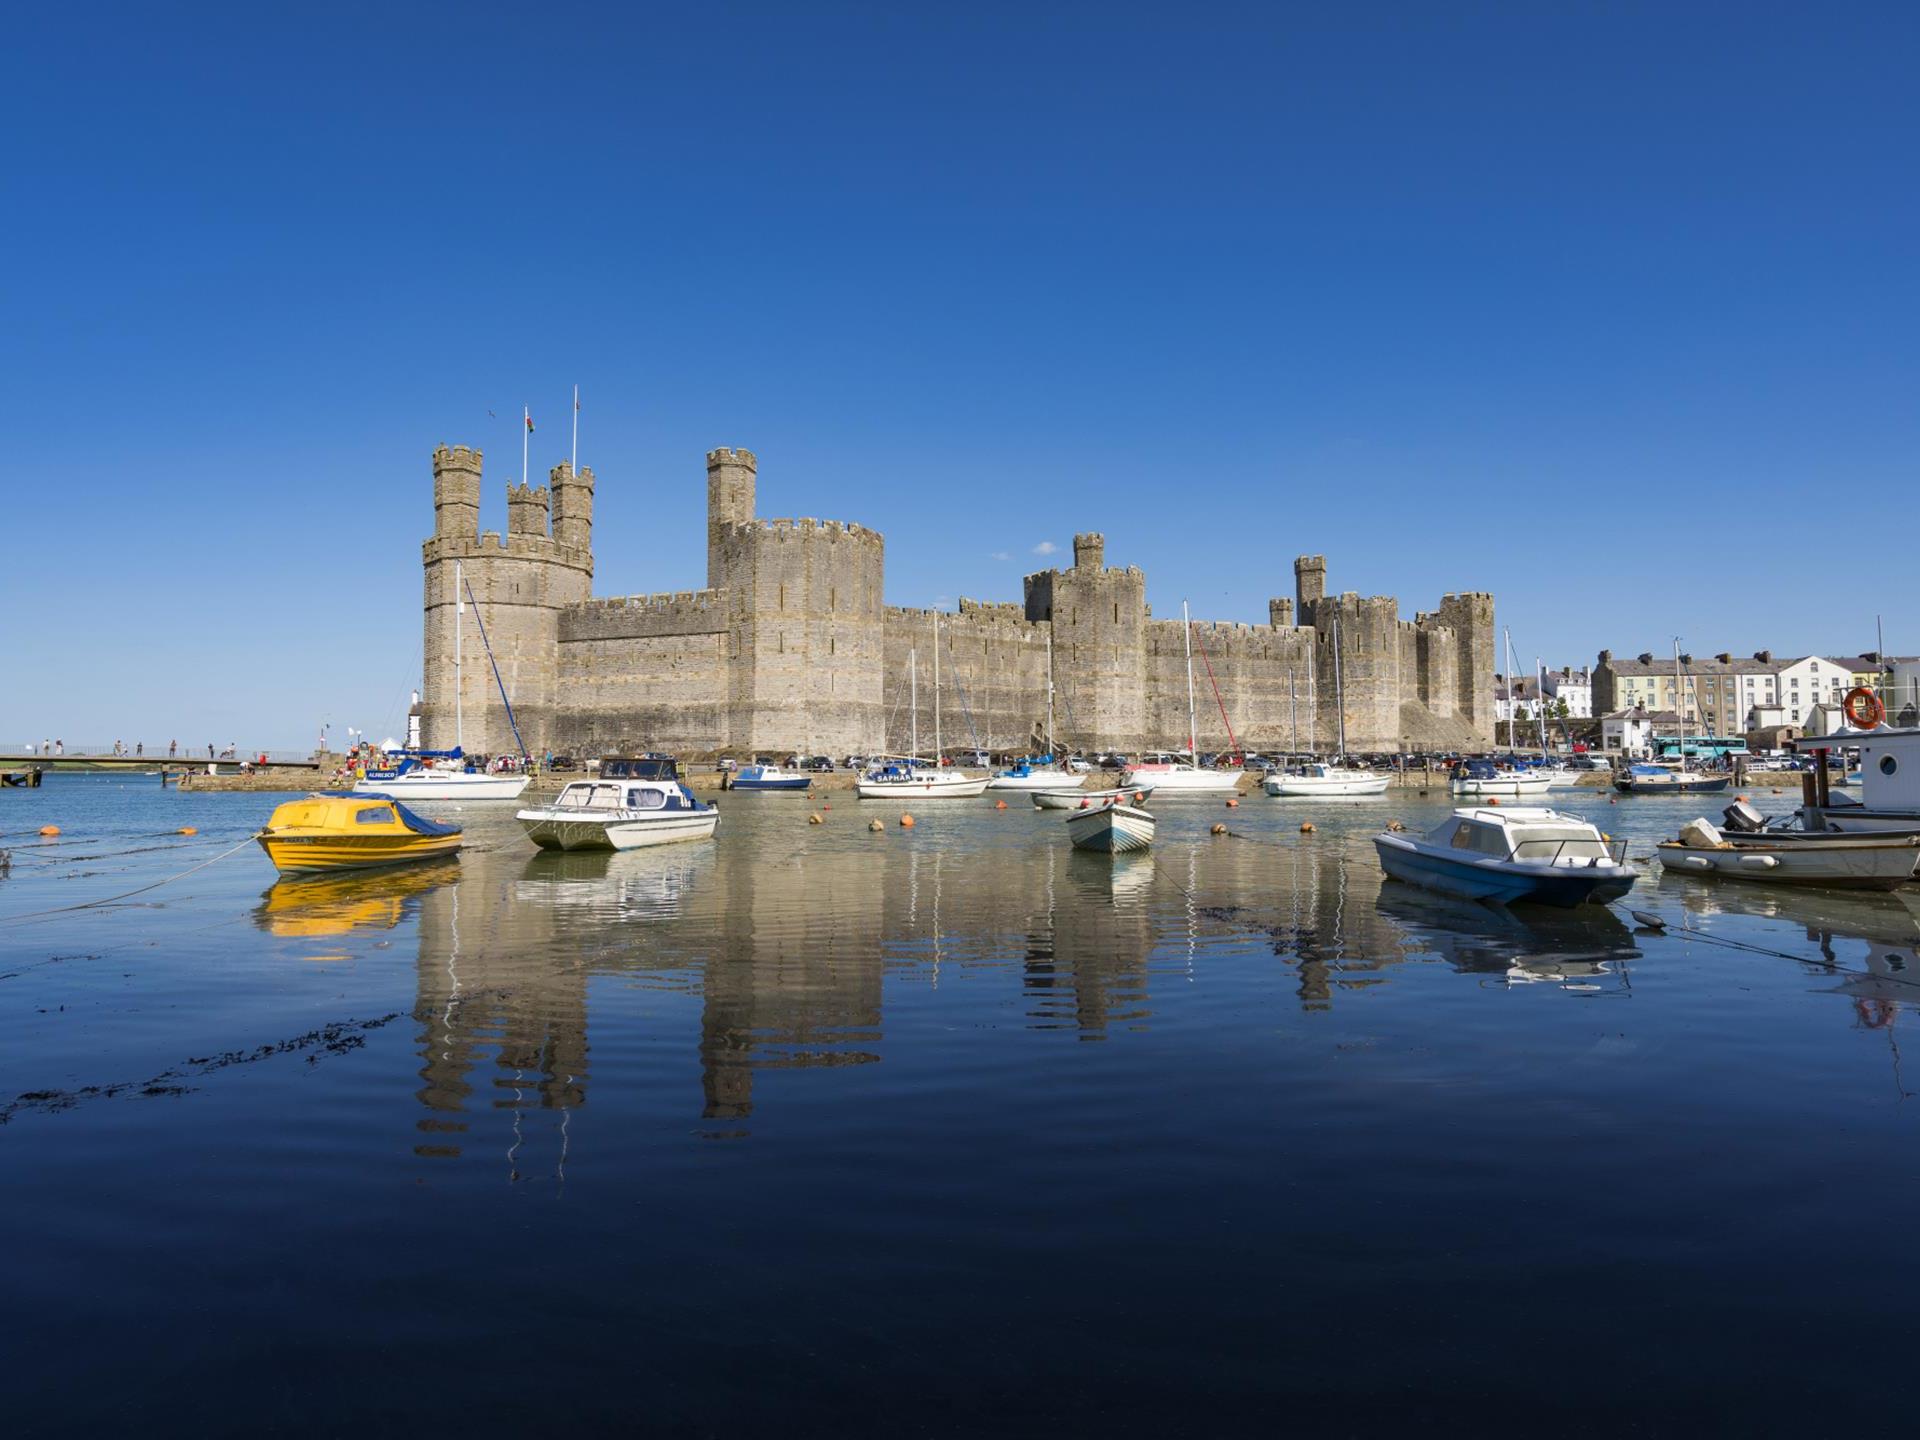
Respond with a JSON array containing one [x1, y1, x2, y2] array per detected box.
[[1509, 827, 1607, 860]]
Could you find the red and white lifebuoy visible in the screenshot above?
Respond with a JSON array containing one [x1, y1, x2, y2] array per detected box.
[[1843, 686, 1886, 729]]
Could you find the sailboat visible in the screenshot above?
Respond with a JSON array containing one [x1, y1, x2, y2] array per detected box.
[[1451, 628, 1552, 798], [1614, 639, 1732, 795], [988, 625, 1086, 791], [1123, 601, 1240, 794], [357, 561, 530, 801], [857, 618, 989, 799], [1264, 617, 1388, 796]]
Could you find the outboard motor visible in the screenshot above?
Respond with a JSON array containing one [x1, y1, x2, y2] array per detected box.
[[1722, 799, 1766, 833]]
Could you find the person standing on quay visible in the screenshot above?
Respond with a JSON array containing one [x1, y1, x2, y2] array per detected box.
[[169, 739, 177, 759], [136, 742, 143, 757]]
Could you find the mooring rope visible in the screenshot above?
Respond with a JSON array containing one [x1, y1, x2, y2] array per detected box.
[[0, 834, 261, 927]]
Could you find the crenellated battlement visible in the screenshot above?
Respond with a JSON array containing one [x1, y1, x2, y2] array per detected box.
[[705, 446, 757, 469], [718, 516, 884, 546]]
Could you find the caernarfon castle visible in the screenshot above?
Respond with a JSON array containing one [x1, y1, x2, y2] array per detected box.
[[419, 444, 1496, 758]]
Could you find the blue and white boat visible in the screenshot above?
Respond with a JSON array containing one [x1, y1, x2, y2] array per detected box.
[[353, 747, 528, 801], [1374, 806, 1637, 908], [730, 762, 812, 792], [986, 756, 1086, 792], [1065, 799, 1156, 853]]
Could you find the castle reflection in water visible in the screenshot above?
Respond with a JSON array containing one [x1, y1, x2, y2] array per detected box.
[[386, 816, 1920, 1168]]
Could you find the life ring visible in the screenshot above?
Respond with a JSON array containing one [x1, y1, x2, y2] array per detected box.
[[1843, 687, 1885, 728]]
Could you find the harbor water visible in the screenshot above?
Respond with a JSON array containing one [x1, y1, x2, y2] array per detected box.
[[5, 775, 1918, 1433]]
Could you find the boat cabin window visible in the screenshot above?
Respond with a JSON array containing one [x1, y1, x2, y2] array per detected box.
[[629, 787, 667, 809], [1881, 755, 1898, 776], [1449, 821, 1510, 856], [355, 806, 392, 825], [1509, 826, 1608, 861]]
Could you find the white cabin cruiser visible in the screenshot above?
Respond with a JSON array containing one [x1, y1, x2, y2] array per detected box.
[[518, 778, 719, 851], [1798, 718, 1920, 834], [985, 759, 1086, 792], [1449, 760, 1551, 798], [1122, 752, 1241, 794], [354, 750, 529, 801]]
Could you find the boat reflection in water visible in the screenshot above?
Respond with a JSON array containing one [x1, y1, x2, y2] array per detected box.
[[254, 858, 461, 944], [1374, 884, 1641, 994]]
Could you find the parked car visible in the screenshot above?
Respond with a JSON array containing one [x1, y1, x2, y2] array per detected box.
[[808, 756, 834, 773], [548, 754, 578, 772]]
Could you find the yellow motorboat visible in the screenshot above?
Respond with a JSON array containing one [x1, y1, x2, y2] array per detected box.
[[257, 792, 463, 875]]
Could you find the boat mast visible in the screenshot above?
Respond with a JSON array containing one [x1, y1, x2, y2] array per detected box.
[[1673, 636, 1684, 763], [1289, 668, 1297, 757], [453, 559, 463, 750], [910, 648, 918, 760], [933, 614, 942, 765], [1308, 642, 1318, 756], [1046, 624, 1055, 759], [1504, 626, 1519, 749], [1182, 599, 1199, 763], [1536, 656, 1549, 759], [1333, 616, 1348, 761]]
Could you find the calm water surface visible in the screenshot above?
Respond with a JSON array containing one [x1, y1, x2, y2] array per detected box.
[[5, 776, 1918, 1434]]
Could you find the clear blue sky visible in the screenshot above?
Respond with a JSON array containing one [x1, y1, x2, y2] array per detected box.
[[5, 2, 1915, 749]]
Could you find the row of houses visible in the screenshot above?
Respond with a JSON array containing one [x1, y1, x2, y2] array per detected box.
[[1493, 652, 1920, 756]]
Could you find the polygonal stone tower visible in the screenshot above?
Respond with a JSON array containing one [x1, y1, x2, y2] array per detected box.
[[706, 447, 757, 588]]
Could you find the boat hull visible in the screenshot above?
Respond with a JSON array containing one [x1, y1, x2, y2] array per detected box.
[[1265, 773, 1390, 797], [258, 831, 462, 874], [1450, 777, 1553, 798], [1066, 803, 1156, 853], [1613, 775, 1731, 795], [729, 777, 812, 791], [1657, 837, 1920, 890], [855, 774, 990, 799], [1033, 785, 1151, 810], [986, 771, 1086, 791], [1374, 835, 1636, 908], [1125, 769, 1240, 794], [518, 809, 720, 851], [354, 772, 529, 801]]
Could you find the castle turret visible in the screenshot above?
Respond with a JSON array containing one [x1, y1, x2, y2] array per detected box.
[[1073, 532, 1105, 571], [551, 461, 594, 553], [507, 483, 550, 537], [433, 445, 482, 539], [707, 447, 757, 587], [1269, 597, 1294, 628], [1295, 555, 1327, 618]]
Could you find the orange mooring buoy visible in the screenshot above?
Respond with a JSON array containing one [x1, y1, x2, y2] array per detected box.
[[1487, 797, 1501, 806], [1300, 821, 1315, 833], [1225, 798, 1238, 808], [995, 799, 1007, 809], [178, 826, 197, 835], [38, 825, 60, 837], [899, 813, 915, 828]]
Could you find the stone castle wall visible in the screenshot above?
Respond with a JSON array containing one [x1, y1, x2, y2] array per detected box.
[[420, 445, 1496, 758]]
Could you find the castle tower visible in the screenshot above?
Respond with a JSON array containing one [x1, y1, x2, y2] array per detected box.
[[507, 483, 550, 537], [1294, 555, 1327, 621], [422, 445, 593, 758], [706, 447, 757, 587], [1435, 591, 1497, 740], [551, 461, 594, 553], [1073, 532, 1105, 571], [1269, 597, 1294, 628], [433, 445, 482, 539]]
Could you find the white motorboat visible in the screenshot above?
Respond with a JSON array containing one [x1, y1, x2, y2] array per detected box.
[[1123, 751, 1241, 794], [1449, 760, 1552, 798], [856, 757, 991, 800], [1065, 800, 1156, 853], [518, 778, 719, 851], [1263, 763, 1388, 797], [1658, 815, 1920, 891], [1374, 806, 1637, 908], [986, 760, 1086, 792], [355, 762, 529, 802], [1033, 784, 1152, 810]]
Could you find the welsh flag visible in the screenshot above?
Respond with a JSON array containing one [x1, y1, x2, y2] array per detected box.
[[525, 411, 535, 433]]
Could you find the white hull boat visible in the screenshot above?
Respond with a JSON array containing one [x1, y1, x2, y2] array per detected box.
[[1124, 763, 1240, 794], [518, 779, 719, 851], [356, 768, 529, 801], [986, 768, 1086, 792], [1065, 802, 1156, 853], [1658, 813, 1920, 890], [856, 761, 990, 799], [1033, 785, 1151, 810], [1374, 806, 1637, 908], [1264, 764, 1388, 797], [1450, 770, 1552, 798]]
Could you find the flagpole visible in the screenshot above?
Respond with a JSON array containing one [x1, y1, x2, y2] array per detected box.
[[571, 384, 579, 475], [522, 406, 530, 489]]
